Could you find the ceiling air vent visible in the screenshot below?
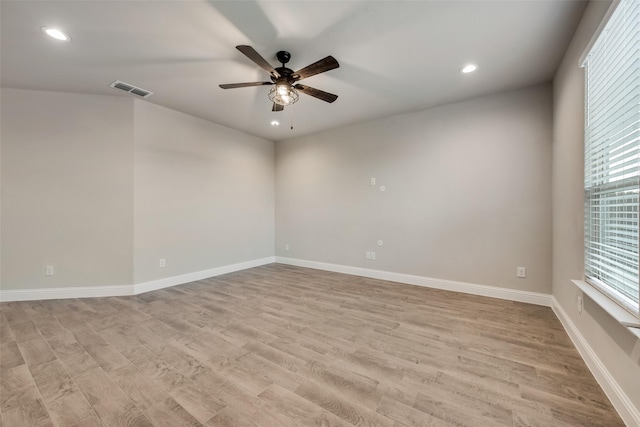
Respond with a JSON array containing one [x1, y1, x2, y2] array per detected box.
[[110, 80, 153, 98]]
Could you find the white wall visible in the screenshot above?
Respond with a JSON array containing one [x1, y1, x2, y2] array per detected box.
[[133, 101, 274, 283], [1, 88, 134, 290], [276, 84, 552, 294], [0, 88, 275, 293], [552, 0, 640, 421]]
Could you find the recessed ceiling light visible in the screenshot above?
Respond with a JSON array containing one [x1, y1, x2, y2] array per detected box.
[[270, 120, 280, 127], [460, 64, 478, 74], [41, 27, 70, 41]]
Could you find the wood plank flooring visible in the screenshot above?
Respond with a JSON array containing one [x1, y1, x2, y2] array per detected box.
[[0, 264, 625, 426]]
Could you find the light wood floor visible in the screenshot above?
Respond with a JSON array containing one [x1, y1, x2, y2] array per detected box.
[[0, 264, 624, 427]]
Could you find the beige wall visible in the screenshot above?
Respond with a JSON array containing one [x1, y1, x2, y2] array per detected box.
[[552, 0, 640, 415], [1, 88, 134, 289], [0, 89, 275, 291], [133, 101, 274, 283], [276, 84, 553, 293]]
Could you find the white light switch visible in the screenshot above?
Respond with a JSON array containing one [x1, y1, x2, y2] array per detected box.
[[45, 265, 54, 276], [516, 266, 526, 278], [160, 258, 166, 268], [370, 177, 376, 186]]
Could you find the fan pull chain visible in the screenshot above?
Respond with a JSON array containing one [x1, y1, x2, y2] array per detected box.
[[290, 108, 295, 130]]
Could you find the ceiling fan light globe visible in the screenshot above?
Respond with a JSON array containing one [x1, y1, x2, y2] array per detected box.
[[277, 85, 289, 96], [268, 86, 299, 106]]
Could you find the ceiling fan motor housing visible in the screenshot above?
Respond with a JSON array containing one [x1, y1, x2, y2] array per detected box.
[[274, 51, 301, 81], [272, 67, 296, 83]]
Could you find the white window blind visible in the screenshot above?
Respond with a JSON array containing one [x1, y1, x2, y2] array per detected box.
[[584, 0, 640, 316]]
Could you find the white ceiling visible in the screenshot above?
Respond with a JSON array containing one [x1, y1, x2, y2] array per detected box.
[[1, 1, 586, 141]]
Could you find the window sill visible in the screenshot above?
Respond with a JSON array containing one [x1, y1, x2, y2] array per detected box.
[[571, 280, 640, 339]]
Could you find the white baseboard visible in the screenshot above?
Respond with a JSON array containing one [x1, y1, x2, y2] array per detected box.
[[551, 297, 640, 427], [0, 285, 134, 302], [275, 256, 551, 306], [133, 256, 275, 294], [0, 256, 275, 302]]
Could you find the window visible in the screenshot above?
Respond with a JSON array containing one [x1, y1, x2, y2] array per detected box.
[[583, 0, 640, 316]]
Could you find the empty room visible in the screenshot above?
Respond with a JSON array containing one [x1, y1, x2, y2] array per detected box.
[[1, 0, 639, 426]]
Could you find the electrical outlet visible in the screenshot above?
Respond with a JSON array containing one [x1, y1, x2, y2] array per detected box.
[[365, 251, 371, 260], [45, 265, 54, 276], [370, 177, 376, 186], [370, 251, 376, 260], [516, 266, 526, 278], [159, 258, 166, 268], [285, 244, 290, 251], [577, 294, 583, 315]]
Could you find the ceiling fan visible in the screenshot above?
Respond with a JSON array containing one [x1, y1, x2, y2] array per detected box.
[[219, 45, 339, 112]]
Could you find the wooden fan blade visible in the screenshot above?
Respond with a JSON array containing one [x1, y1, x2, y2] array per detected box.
[[294, 84, 338, 103], [219, 82, 273, 89], [293, 56, 339, 80], [236, 45, 280, 78], [272, 103, 284, 112]]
